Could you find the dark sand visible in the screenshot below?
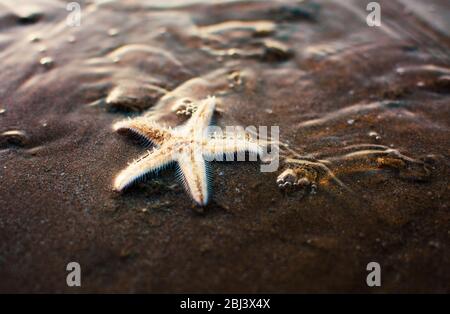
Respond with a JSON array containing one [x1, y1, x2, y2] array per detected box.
[[0, 0, 449, 292]]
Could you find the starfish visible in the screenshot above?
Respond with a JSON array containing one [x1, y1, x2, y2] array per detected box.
[[113, 96, 263, 205]]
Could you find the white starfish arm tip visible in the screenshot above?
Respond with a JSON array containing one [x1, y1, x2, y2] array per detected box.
[[192, 193, 208, 206], [112, 120, 124, 132], [177, 151, 209, 206], [113, 171, 129, 192]]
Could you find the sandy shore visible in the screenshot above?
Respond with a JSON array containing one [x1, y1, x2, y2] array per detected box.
[[0, 0, 449, 292]]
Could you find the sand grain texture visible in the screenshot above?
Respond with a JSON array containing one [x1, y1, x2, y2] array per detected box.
[[0, 0, 449, 292]]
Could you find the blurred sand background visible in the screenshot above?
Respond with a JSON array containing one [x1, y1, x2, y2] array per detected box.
[[0, 0, 449, 292]]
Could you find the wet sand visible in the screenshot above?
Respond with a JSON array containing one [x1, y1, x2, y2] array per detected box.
[[0, 0, 449, 292]]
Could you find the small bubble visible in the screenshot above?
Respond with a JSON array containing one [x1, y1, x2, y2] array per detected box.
[[1, 130, 29, 147], [108, 28, 119, 37], [38, 45, 47, 53], [39, 56, 54, 68], [67, 36, 76, 43], [228, 71, 241, 84], [173, 98, 196, 116], [227, 48, 239, 57], [428, 241, 440, 249], [347, 119, 355, 125], [368, 131, 381, 140], [0, 108, 5, 115], [396, 67, 405, 74], [262, 39, 293, 62], [25, 146, 43, 156], [29, 34, 41, 42]]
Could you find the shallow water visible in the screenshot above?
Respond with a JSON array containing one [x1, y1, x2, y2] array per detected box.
[[0, 0, 449, 292]]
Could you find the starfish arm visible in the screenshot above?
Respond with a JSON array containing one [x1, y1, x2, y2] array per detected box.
[[113, 147, 174, 191], [182, 96, 216, 137], [113, 117, 173, 147], [202, 138, 263, 159], [176, 148, 209, 206]]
